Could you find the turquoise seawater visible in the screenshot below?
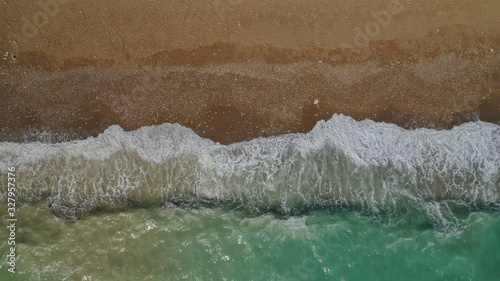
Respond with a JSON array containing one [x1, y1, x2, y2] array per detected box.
[[1, 115, 499, 280], [1, 205, 500, 280]]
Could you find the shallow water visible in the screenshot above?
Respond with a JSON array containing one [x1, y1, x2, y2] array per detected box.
[[1, 115, 499, 280]]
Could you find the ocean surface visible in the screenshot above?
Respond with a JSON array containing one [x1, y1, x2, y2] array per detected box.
[[1, 115, 499, 280]]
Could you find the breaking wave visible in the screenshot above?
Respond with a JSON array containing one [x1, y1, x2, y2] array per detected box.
[[1, 115, 499, 229]]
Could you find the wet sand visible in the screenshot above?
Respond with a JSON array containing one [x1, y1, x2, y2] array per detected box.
[[1, 0, 499, 143]]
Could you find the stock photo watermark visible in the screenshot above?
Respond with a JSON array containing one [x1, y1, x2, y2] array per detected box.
[[6, 167, 17, 274], [7, 0, 71, 45], [340, 0, 405, 61], [352, 0, 404, 48]]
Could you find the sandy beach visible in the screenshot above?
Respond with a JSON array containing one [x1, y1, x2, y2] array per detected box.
[[2, 2, 500, 279], [1, 0, 499, 143]]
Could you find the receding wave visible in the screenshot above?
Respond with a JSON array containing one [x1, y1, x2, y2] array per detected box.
[[1, 115, 499, 228]]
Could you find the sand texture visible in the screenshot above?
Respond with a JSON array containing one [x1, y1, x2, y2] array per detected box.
[[1, 0, 499, 143]]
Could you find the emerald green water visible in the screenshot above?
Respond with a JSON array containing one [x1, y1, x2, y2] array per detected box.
[[1, 116, 499, 280], [1, 203, 500, 280]]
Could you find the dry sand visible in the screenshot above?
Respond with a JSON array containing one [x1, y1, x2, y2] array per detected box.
[[1, 0, 499, 143]]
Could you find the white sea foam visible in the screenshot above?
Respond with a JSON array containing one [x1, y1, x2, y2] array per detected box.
[[1, 115, 499, 226]]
